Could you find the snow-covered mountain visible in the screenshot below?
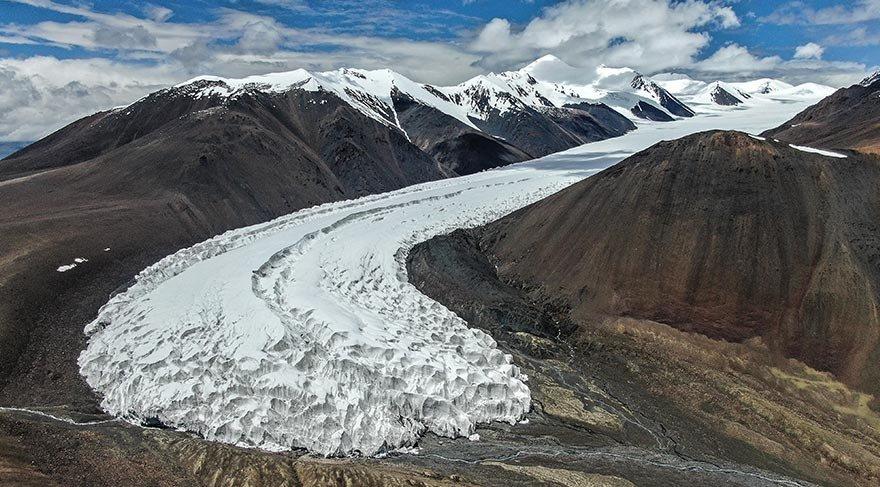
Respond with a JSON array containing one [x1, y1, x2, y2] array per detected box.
[[728, 78, 795, 95], [163, 63, 641, 169], [167, 55, 841, 137], [654, 73, 835, 111], [653, 73, 835, 109], [170, 55, 700, 140], [861, 70, 880, 87], [686, 81, 752, 106], [6, 55, 836, 187]]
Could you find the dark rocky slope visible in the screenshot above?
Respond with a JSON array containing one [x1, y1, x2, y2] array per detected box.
[[630, 101, 675, 121], [390, 88, 532, 174], [0, 84, 450, 406], [480, 131, 880, 396], [764, 74, 880, 153], [709, 85, 743, 106], [564, 102, 638, 134], [631, 74, 695, 117], [469, 104, 634, 159]]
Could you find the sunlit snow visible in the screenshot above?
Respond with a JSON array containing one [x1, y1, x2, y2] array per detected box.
[[789, 144, 848, 158], [57, 257, 88, 272]]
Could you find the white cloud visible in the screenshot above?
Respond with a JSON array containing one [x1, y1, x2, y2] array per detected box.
[[691, 44, 781, 74], [235, 19, 285, 54], [92, 25, 157, 49], [0, 2, 480, 82], [0, 56, 177, 141], [682, 43, 866, 87], [793, 42, 824, 59], [0, 1, 486, 141], [470, 0, 739, 73], [145, 5, 174, 22], [825, 26, 880, 46]]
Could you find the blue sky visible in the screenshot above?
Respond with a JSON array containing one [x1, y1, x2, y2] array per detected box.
[[1, 0, 878, 141]]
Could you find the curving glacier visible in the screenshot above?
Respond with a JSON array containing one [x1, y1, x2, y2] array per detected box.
[[79, 93, 823, 456]]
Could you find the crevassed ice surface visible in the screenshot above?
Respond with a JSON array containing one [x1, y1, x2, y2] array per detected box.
[[79, 95, 822, 456]]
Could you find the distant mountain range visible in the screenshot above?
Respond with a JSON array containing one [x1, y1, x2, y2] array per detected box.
[[0, 56, 833, 189]]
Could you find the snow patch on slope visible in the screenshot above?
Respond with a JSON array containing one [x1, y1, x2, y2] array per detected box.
[[57, 257, 88, 272], [789, 144, 848, 158]]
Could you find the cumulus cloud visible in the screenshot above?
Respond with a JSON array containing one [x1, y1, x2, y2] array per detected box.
[[679, 43, 865, 87], [793, 42, 824, 59], [691, 44, 781, 74], [236, 19, 286, 54], [470, 0, 739, 73]]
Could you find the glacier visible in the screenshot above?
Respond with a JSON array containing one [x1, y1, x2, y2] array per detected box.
[[79, 87, 827, 456]]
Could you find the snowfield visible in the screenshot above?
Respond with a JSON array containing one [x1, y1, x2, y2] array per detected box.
[[79, 93, 825, 456]]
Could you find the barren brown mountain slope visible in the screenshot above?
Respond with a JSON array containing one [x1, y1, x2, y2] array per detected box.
[[482, 131, 880, 395], [0, 85, 449, 407], [764, 75, 880, 154]]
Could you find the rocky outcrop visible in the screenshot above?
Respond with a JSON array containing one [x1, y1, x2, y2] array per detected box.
[[709, 85, 744, 106], [390, 88, 532, 174], [564, 102, 638, 134], [469, 104, 634, 159], [631, 74, 695, 117], [631, 101, 675, 121]]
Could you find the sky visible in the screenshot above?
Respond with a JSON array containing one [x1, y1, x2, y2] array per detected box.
[[0, 0, 878, 142]]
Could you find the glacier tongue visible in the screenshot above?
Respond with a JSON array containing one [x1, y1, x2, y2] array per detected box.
[[77, 173, 562, 456]]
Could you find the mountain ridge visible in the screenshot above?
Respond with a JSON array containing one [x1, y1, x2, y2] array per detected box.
[[764, 75, 880, 154]]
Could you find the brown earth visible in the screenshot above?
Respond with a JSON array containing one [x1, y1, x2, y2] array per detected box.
[[481, 131, 880, 396], [406, 227, 880, 487]]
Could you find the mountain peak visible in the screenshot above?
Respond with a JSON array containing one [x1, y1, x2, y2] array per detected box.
[[175, 68, 315, 92], [520, 54, 584, 84], [860, 70, 880, 87], [525, 54, 566, 67]]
